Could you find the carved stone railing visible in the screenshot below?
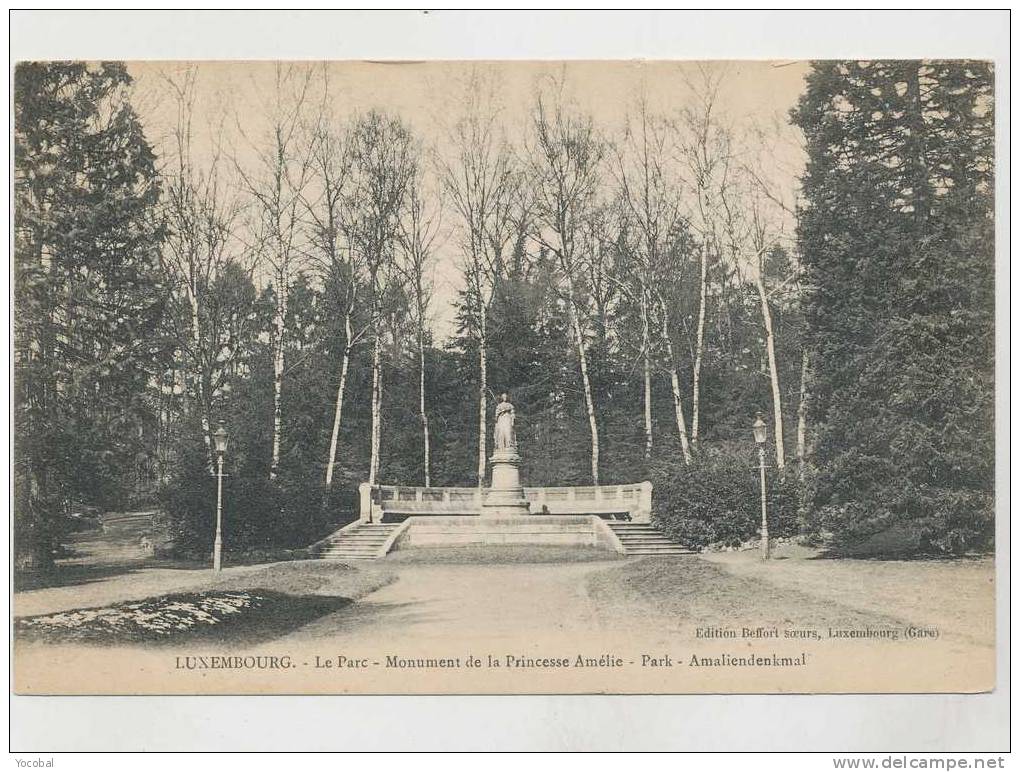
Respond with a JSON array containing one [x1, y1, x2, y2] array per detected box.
[[358, 481, 652, 523]]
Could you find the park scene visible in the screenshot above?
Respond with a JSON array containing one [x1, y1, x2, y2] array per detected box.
[[12, 60, 995, 694]]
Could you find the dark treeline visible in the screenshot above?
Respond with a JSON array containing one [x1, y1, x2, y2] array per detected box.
[[13, 61, 995, 567]]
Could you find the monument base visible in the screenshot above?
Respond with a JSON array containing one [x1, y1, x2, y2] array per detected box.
[[482, 448, 531, 517], [389, 516, 623, 552]]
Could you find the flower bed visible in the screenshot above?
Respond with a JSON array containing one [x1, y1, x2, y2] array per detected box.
[[14, 590, 270, 643]]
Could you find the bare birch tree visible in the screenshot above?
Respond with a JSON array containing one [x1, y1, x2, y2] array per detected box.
[[302, 107, 368, 490], [233, 63, 317, 479], [397, 163, 442, 487], [159, 66, 254, 469], [677, 65, 731, 447], [345, 110, 416, 486], [740, 119, 806, 474], [747, 197, 787, 471], [529, 86, 605, 485], [437, 69, 517, 488], [796, 350, 810, 477], [611, 96, 693, 463]]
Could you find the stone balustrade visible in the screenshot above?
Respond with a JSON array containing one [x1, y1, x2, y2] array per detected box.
[[358, 481, 652, 523]]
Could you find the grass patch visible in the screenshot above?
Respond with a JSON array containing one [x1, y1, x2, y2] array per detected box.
[[14, 589, 353, 646], [14, 560, 396, 646], [14, 547, 318, 593], [700, 548, 994, 646], [586, 555, 910, 635], [199, 559, 394, 596], [385, 545, 621, 564]]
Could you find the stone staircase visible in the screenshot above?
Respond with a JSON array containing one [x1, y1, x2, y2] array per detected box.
[[316, 523, 399, 561], [607, 522, 691, 556]]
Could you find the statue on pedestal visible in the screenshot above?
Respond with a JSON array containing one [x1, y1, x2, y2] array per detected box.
[[483, 391, 530, 517], [493, 393, 517, 451]]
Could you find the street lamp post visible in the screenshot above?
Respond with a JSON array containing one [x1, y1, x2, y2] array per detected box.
[[752, 412, 770, 562], [212, 420, 229, 572]]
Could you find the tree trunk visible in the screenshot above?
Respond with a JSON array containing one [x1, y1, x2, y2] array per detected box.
[[658, 297, 693, 465], [477, 286, 488, 488], [756, 268, 786, 471], [323, 309, 354, 489], [796, 349, 810, 478], [565, 274, 600, 485], [691, 243, 708, 445], [186, 285, 214, 468], [641, 289, 653, 460], [368, 324, 382, 486], [418, 317, 431, 488], [270, 273, 287, 480]]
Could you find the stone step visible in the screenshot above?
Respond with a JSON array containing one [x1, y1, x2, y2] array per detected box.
[[326, 534, 392, 542], [320, 546, 383, 554], [326, 526, 397, 535], [625, 550, 692, 556], [327, 535, 392, 543], [618, 540, 684, 547], [620, 538, 693, 546], [324, 538, 388, 547], [320, 551, 380, 558], [608, 528, 662, 534], [608, 523, 666, 529], [606, 523, 689, 555], [316, 523, 400, 560], [611, 528, 667, 534], [325, 537, 385, 545], [324, 538, 387, 546], [344, 526, 397, 532], [331, 528, 393, 534], [616, 538, 680, 545], [320, 548, 382, 557]]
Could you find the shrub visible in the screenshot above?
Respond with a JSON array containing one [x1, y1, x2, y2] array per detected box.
[[160, 433, 337, 558], [651, 445, 801, 550], [808, 485, 994, 557]]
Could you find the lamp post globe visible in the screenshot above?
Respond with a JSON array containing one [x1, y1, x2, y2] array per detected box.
[[752, 412, 767, 445], [213, 420, 229, 456], [753, 412, 770, 561]]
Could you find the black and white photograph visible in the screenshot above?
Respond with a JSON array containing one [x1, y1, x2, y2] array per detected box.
[[8, 10, 1008, 754]]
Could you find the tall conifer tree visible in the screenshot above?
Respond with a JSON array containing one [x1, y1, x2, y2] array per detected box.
[[793, 60, 994, 553], [14, 62, 165, 565]]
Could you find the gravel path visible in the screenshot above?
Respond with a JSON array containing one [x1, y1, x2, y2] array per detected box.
[[271, 560, 629, 648]]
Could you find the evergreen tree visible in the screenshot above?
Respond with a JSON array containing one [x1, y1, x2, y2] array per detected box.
[[792, 60, 994, 553], [14, 62, 165, 566]]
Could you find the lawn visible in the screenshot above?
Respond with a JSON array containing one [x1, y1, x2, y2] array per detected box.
[[14, 541, 995, 655], [13, 559, 396, 645], [701, 545, 995, 647], [585, 544, 994, 649]]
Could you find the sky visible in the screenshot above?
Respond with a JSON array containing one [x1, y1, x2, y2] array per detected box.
[[126, 60, 811, 339]]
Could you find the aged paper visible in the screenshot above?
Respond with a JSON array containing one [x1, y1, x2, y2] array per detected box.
[[13, 58, 996, 697]]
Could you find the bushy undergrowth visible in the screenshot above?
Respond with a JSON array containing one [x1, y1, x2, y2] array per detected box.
[[160, 434, 347, 558], [651, 445, 801, 550]]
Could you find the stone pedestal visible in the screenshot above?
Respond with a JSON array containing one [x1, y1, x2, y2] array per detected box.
[[482, 449, 531, 517]]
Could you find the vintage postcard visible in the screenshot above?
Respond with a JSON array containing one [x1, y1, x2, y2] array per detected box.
[[12, 58, 995, 696]]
